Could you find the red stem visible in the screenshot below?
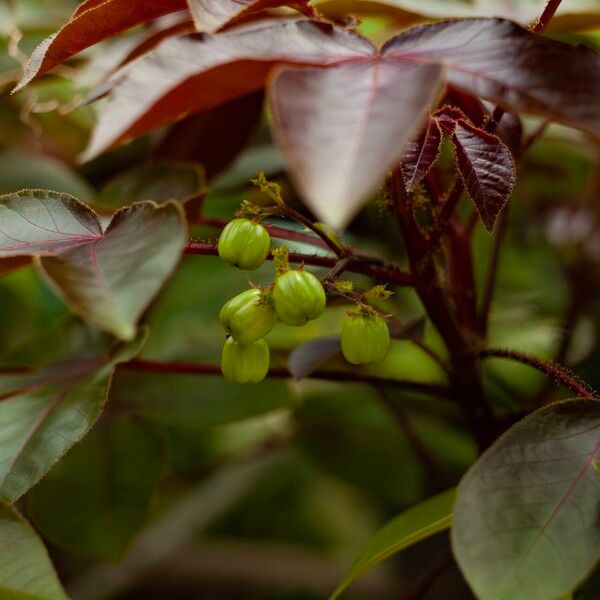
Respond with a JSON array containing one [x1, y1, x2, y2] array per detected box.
[[532, 0, 564, 33], [184, 242, 414, 286]]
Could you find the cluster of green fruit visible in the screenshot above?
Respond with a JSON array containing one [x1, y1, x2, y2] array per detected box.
[[218, 218, 391, 384]]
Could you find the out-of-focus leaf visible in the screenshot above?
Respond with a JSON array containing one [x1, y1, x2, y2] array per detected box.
[[269, 60, 442, 227], [39, 201, 186, 340], [0, 330, 146, 503], [188, 0, 316, 33], [15, 0, 188, 90], [577, 563, 600, 599], [449, 118, 516, 232], [0, 502, 68, 600], [383, 19, 600, 136], [28, 416, 167, 561], [156, 92, 264, 180], [452, 399, 600, 600], [330, 488, 455, 599], [402, 118, 442, 193], [0, 190, 102, 256], [495, 111, 523, 158], [288, 335, 341, 379], [80, 19, 375, 161], [95, 161, 205, 210]]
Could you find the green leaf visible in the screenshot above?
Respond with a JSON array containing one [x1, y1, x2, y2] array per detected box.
[[330, 488, 455, 599], [0, 330, 147, 503], [39, 201, 186, 340], [452, 399, 600, 600], [0, 502, 68, 600], [28, 416, 167, 561], [95, 160, 205, 210]]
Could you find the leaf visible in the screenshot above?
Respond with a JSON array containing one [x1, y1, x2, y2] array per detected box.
[[330, 488, 456, 599], [156, 92, 265, 179], [0, 330, 147, 503], [39, 201, 186, 341], [95, 161, 206, 210], [452, 399, 600, 600], [0, 190, 102, 256], [80, 19, 375, 161], [14, 0, 188, 90], [402, 118, 442, 193], [383, 18, 600, 136], [288, 335, 341, 379], [269, 59, 443, 227], [0, 503, 68, 600], [450, 119, 516, 232], [188, 0, 316, 33], [28, 416, 167, 561]]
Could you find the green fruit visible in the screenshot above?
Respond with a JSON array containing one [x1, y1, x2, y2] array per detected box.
[[219, 288, 277, 344], [221, 337, 270, 384], [272, 269, 326, 326], [218, 218, 270, 270], [341, 313, 390, 365]]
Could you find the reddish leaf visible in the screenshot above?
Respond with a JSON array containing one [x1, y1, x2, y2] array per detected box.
[[81, 19, 373, 161], [439, 86, 487, 127], [402, 118, 442, 193], [156, 91, 264, 179], [451, 119, 516, 232], [495, 111, 523, 158], [14, 0, 188, 91], [383, 18, 600, 136], [188, 0, 316, 33], [270, 59, 442, 227]]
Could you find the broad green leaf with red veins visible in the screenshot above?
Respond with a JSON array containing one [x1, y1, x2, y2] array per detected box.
[[14, 0, 189, 91], [402, 118, 442, 193], [452, 399, 600, 600], [188, 0, 316, 33], [383, 18, 600, 136], [0, 331, 147, 503], [269, 60, 443, 227], [449, 119, 516, 232]]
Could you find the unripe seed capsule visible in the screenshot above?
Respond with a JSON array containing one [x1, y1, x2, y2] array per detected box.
[[341, 313, 390, 365], [218, 218, 270, 270], [221, 337, 270, 384], [219, 288, 277, 344], [272, 269, 326, 326]]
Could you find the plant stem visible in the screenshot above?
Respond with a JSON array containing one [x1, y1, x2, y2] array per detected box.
[[532, 0, 564, 33], [123, 359, 455, 399], [476, 348, 597, 400], [183, 242, 414, 286]]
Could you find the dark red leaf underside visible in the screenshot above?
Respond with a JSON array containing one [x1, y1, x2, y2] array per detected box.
[[402, 118, 442, 193], [451, 119, 516, 232], [15, 0, 188, 90]]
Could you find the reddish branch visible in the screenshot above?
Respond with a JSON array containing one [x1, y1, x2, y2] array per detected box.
[[184, 242, 414, 286], [123, 359, 454, 399], [477, 348, 597, 400], [532, 0, 564, 33]]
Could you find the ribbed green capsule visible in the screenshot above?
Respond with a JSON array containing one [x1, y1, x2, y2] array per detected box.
[[341, 313, 390, 365], [218, 218, 270, 270], [221, 337, 270, 384], [272, 270, 326, 326], [219, 288, 277, 344]]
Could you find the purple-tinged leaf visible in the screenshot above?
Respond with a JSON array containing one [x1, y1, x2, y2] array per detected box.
[[14, 0, 188, 91], [451, 119, 516, 232], [452, 398, 600, 600], [188, 0, 316, 33], [81, 19, 374, 161], [384, 18, 600, 136], [0, 190, 101, 256], [269, 59, 443, 228], [440, 86, 487, 127], [39, 202, 186, 341], [402, 118, 442, 193], [288, 335, 341, 379], [495, 111, 523, 158]]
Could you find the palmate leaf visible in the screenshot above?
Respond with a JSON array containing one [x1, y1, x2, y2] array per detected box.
[[28, 416, 167, 562], [77, 17, 599, 229], [188, 0, 316, 33], [452, 399, 600, 600], [0, 191, 186, 340], [402, 118, 442, 193], [14, 0, 189, 91], [0, 330, 146, 504], [0, 503, 67, 600]]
